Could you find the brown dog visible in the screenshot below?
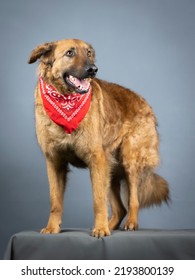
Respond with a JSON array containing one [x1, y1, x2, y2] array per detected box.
[[28, 38, 169, 237]]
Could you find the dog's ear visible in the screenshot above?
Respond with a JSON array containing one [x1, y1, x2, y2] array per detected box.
[[28, 42, 55, 64]]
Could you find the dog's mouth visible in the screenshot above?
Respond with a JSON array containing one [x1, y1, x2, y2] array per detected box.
[[64, 74, 90, 94]]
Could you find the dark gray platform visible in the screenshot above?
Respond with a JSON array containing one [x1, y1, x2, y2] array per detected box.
[[4, 229, 195, 260]]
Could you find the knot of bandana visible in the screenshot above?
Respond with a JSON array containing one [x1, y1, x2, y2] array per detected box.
[[39, 77, 91, 134]]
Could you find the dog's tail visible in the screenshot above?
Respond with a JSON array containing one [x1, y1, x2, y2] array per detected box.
[[138, 172, 169, 208]]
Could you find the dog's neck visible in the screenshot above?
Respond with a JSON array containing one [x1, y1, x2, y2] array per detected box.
[[39, 77, 92, 134]]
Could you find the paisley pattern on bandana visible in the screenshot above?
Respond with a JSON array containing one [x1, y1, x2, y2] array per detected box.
[[39, 77, 91, 134]]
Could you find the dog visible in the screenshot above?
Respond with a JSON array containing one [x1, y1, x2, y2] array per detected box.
[[28, 38, 169, 237]]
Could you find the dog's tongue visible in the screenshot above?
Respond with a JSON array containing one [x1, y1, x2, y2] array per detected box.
[[68, 75, 89, 92]]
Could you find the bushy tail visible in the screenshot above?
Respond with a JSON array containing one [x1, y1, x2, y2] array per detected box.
[[138, 173, 169, 208]]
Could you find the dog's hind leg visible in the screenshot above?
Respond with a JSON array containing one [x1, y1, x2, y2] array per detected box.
[[121, 139, 142, 231], [123, 166, 140, 231], [108, 177, 127, 230], [41, 158, 68, 234], [121, 131, 160, 230]]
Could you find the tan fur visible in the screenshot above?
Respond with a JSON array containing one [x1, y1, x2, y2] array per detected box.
[[28, 39, 169, 237]]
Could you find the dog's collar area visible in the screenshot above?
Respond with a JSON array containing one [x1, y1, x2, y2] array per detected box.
[[39, 77, 91, 134]]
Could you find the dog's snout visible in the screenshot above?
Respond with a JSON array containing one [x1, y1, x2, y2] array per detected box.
[[85, 64, 98, 77]]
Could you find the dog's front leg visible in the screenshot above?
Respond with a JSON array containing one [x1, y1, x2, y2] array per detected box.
[[41, 158, 67, 234], [90, 150, 110, 238]]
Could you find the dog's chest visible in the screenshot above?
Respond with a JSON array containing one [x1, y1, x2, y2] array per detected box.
[[45, 124, 90, 167], [36, 94, 98, 167]]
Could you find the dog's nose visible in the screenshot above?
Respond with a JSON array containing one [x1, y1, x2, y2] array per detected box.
[[85, 64, 98, 77]]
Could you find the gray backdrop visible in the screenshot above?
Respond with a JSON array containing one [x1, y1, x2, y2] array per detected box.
[[0, 0, 195, 258]]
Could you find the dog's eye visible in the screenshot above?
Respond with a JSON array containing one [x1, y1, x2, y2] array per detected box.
[[65, 49, 75, 57]]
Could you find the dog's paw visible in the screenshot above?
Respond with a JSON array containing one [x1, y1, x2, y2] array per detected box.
[[40, 226, 61, 234], [124, 220, 138, 231], [92, 226, 111, 238]]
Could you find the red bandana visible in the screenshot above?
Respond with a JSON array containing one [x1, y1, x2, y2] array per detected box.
[[39, 77, 91, 134]]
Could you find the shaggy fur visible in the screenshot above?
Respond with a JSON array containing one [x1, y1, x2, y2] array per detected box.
[[28, 39, 169, 237]]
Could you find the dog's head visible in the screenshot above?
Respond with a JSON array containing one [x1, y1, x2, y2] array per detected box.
[[28, 39, 98, 94]]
